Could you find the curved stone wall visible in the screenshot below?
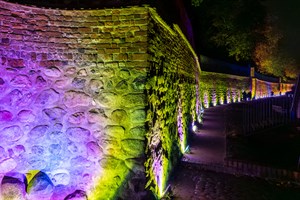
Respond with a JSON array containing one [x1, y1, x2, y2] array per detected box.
[[0, 1, 149, 199], [0, 1, 202, 199]]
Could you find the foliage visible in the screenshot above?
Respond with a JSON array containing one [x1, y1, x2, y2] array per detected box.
[[253, 16, 299, 80], [191, 0, 204, 7], [144, 17, 198, 198], [195, 0, 266, 62], [199, 72, 250, 107], [145, 63, 197, 198], [193, 0, 299, 79]]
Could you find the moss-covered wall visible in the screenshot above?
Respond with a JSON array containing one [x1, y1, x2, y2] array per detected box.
[[145, 8, 200, 198], [200, 71, 250, 108], [0, 1, 200, 199], [200, 71, 294, 108]]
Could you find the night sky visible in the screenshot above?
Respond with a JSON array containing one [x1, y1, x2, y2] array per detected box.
[[266, 0, 300, 64]]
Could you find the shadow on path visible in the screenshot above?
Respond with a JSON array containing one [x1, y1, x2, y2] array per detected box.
[[183, 106, 227, 165]]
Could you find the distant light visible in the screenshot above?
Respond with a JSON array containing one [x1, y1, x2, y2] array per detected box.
[[184, 145, 190, 153], [192, 124, 197, 132], [161, 184, 171, 198]]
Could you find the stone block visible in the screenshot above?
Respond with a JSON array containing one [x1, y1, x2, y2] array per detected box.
[[7, 58, 24, 68], [27, 171, 54, 199], [44, 66, 62, 78], [51, 169, 71, 186], [132, 76, 146, 90], [88, 79, 104, 95], [119, 69, 131, 79], [48, 144, 61, 156], [99, 156, 123, 170], [10, 75, 31, 88], [31, 145, 45, 156], [104, 125, 125, 138], [43, 107, 66, 121], [122, 93, 146, 107], [1, 125, 23, 142], [28, 125, 49, 139], [70, 156, 92, 168], [64, 190, 87, 200], [121, 139, 145, 158], [35, 76, 47, 88], [66, 127, 91, 142], [100, 68, 115, 78], [0, 172, 27, 200], [87, 108, 107, 124], [130, 109, 146, 123], [131, 53, 148, 61], [67, 112, 86, 124], [96, 92, 118, 107], [63, 90, 92, 108], [35, 89, 60, 106], [116, 80, 128, 90], [0, 158, 17, 173], [110, 109, 127, 124], [86, 141, 103, 159], [17, 110, 35, 123], [128, 126, 146, 140], [0, 110, 13, 122]]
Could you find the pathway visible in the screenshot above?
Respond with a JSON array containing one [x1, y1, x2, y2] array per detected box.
[[170, 105, 300, 199], [183, 106, 227, 165]]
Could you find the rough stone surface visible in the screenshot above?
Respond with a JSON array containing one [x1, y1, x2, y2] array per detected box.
[[0, 1, 199, 199], [66, 127, 91, 142], [51, 169, 70, 186], [44, 67, 62, 78], [0, 110, 13, 122], [1, 126, 23, 142], [63, 91, 92, 108], [35, 89, 60, 106], [10, 75, 32, 88], [28, 125, 49, 139], [0, 159, 17, 173], [27, 171, 54, 198], [17, 110, 36, 123], [0, 173, 27, 200], [64, 190, 87, 200], [121, 139, 145, 158]]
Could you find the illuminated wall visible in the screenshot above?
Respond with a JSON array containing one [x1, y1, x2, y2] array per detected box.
[[0, 1, 200, 199], [200, 71, 250, 108], [200, 72, 295, 108], [145, 9, 200, 198], [253, 78, 294, 98]]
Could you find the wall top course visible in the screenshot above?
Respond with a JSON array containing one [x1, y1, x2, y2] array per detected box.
[[0, 0, 149, 16]]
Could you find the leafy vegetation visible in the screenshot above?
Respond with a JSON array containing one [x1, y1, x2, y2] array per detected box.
[[190, 0, 299, 79], [144, 12, 199, 198]]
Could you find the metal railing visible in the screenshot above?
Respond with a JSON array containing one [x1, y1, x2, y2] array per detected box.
[[226, 96, 293, 135], [242, 96, 293, 134]]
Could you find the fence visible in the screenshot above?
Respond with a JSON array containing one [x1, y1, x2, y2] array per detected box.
[[225, 96, 293, 135]]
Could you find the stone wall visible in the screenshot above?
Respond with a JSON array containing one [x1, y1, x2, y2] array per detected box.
[[0, 1, 149, 199], [0, 1, 201, 199], [200, 71, 294, 108], [145, 9, 200, 198], [200, 71, 250, 107]]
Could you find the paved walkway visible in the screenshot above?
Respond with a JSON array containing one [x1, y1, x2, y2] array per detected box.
[[183, 106, 227, 165], [171, 105, 300, 199], [171, 164, 300, 200]]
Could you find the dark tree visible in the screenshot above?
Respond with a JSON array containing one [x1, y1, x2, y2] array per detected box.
[[190, 0, 266, 63]]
